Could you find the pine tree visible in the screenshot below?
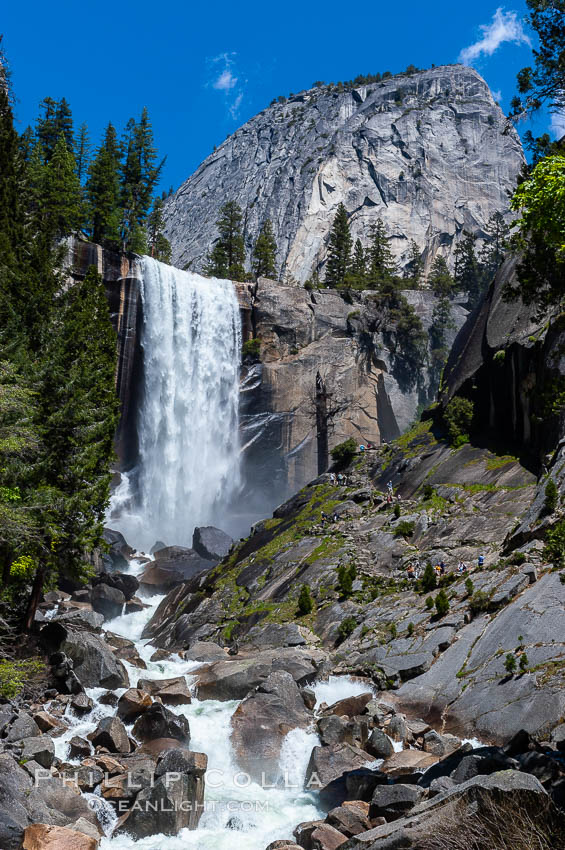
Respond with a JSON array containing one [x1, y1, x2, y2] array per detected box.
[[429, 295, 455, 384], [428, 256, 454, 297], [252, 219, 277, 279], [43, 134, 83, 237], [344, 238, 368, 289], [454, 232, 481, 305], [147, 198, 171, 263], [479, 212, 510, 288], [367, 218, 397, 287], [325, 203, 352, 288], [120, 108, 165, 251], [86, 123, 121, 248], [35, 97, 58, 160], [54, 98, 74, 151], [74, 122, 90, 184], [205, 201, 246, 279], [403, 240, 424, 288]]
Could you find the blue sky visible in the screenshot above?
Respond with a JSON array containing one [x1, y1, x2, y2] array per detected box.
[[2, 0, 557, 193]]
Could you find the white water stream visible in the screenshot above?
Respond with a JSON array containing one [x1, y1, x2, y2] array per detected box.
[[108, 257, 242, 551]]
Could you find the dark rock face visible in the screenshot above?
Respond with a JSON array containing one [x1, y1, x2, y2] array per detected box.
[[192, 525, 233, 560], [89, 717, 130, 754], [60, 629, 128, 690], [132, 703, 190, 744], [93, 571, 140, 601], [230, 670, 312, 784], [90, 582, 126, 620], [139, 547, 215, 591]]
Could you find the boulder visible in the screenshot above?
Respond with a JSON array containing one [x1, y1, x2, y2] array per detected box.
[[114, 769, 205, 837], [61, 630, 128, 689], [318, 715, 350, 747], [422, 730, 461, 756], [132, 703, 190, 744], [293, 821, 347, 849], [243, 622, 319, 649], [5, 713, 41, 742], [54, 610, 104, 631], [102, 528, 133, 569], [369, 783, 425, 820], [231, 670, 312, 784], [322, 692, 373, 719], [183, 641, 227, 662], [192, 525, 233, 561], [154, 748, 207, 779], [366, 728, 394, 759], [68, 738, 91, 760], [116, 689, 153, 722], [305, 744, 376, 795], [326, 804, 371, 837], [90, 583, 125, 620], [136, 676, 192, 706], [140, 548, 214, 591], [93, 571, 139, 601], [21, 737, 55, 770], [89, 717, 130, 754], [33, 713, 60, 733], [380, 749, 439, 777], [22, 824, 98, 850], [70, 693, 93, 714]]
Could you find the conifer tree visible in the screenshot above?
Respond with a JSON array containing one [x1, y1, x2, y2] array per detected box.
[[43, 134, 83, 237], [367, 218, 397, 287], [54, 98, 74, 151], [479, 211, 510, 287], [86, 123, 121, 248], [74, 122, 90, 184], [205, 200, 246, 279], [345, 238, 368, 289], [325, 203, 352, 288], [35, 97, 58, 160], [252, 219, 277, 279], [428, 256, 455, 297], [454, 232, 481, 304], [147, 198, 171, 263], [403, 240, 424, 288], [120, 108, 165, 251]]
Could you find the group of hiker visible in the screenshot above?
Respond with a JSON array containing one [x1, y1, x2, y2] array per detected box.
[[329, 472, 348, 486], [405, 554, 485, 582]]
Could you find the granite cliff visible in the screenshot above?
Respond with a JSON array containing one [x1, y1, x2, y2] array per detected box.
[[163, 64, 523, 283]]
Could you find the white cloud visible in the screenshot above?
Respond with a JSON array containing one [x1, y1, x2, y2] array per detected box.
[[208, 52, 245, 119], [459, 8, 531, 65], [550, 110, 565, 139], [213, 68, 237, 92]]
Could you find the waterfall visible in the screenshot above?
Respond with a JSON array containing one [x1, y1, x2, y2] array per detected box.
[[109, 257, 242, 552]]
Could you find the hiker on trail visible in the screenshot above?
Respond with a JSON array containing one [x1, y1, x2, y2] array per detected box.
[[360, 444, 365, 452], [440, 562, 446, 575], [435, 564, 442, 578], [330, 473, 336, 485], [407, 564, 415, 580], [478, 554, 485, 568], [333, 513, 338, 523]]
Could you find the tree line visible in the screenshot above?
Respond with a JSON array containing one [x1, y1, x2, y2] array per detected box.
[[0, 50, 174, 629], [17, 93, 171, 260]]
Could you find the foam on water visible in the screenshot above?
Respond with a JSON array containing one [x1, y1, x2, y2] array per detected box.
[[312, 674, 375, 709]]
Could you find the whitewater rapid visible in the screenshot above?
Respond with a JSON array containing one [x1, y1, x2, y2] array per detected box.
[[51, 559, 377, 849], [108, 258, 242, 551]]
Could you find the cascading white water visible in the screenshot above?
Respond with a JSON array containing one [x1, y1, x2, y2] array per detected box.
[[109, 257, 242, 551]]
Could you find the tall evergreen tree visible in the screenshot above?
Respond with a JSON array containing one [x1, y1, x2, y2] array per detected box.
[[344, 238, 367, 289], [252, 219, 277, 279], [86, 123, 121, 248], [325, 203, 352, 288], [479, 212, 510, 287], [74, 122, 90, 184], [403, 240, 424, 288], [43, 134, 83, 237], [367, 218, 397, 287], [54, 98, 74, 151], [120, 108, 165, 251], [454, 232, 481, 305], [35, 97, 58, 160], [428, 256, 455, 297], [147, 198, 171, 263], [205, 201, 246, 280]]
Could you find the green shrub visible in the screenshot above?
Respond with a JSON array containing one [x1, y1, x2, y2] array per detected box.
[[425, 596, 434, 610], [510, 551, 527, 565], [435, 589, 450, 617], [443, 397, 474, 447], [464, 577, 474, 596], [469, 590, 490, 615], [388, 622, 397, 640], [242, 338, 261, 360], [330, 437, 357, 469], [394, 520, 415, 538], [393, 503, 401, 519], [422, 483, 435, 500], [0, 659, 44, 699], [336, 563, 356, 597], [493, 349, 506, 365], [504, 652, 517, 675], [337, 616, 357, 643], [519, 652, 529, 672], [407, 622, 414, 636], [421, 563, 437, 592], [544, 478, 559, 514], [544, 520, 565, 566], [297, 584, 314, 615]]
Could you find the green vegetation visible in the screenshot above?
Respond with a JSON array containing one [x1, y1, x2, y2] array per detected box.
[[421, 563, 438, 592], [205, 200, 247, 280], [407, 622, 414, 636], [469, 590, 490, 615], [325, 203, 353, 289], [331, 437, 357, 469], [0, 658, 44, 699], [242, 338, 262, 361], [393, 520, 415, 538], [544, 478, 559, 514], [393, 502, 401, 518], [297, 584, 314, 615], [425, 595, 434, 610], [434, 588, 450, 617], [252, 219, 278, 279], [544, 520, 565, 566], [443, 397, 474, 447], [337, 615, 357, 643], [464, 577, 474, 597], [504, 652, 517, 675], [388, 622, 397, 639], [336, 563, 356, 597]]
